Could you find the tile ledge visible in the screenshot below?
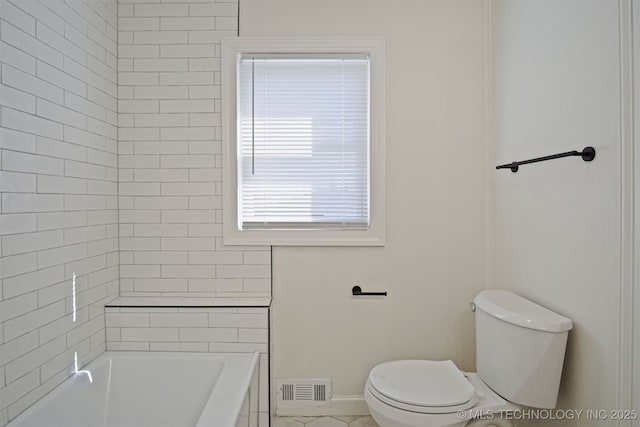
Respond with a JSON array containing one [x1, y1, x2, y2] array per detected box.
[[106, 296, 271, 308]]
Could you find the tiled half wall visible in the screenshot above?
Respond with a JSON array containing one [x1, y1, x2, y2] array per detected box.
[[105, 300, 270, 425]]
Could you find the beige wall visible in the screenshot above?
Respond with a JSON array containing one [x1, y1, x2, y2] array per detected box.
[[490, 1, 623, 424], [242, 0, 630, 420], [240, 0, 487, 410]]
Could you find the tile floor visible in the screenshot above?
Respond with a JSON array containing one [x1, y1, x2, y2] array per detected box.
[[272, 416, 379, 427]]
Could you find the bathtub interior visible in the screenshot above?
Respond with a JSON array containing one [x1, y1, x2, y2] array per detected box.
[[107, 357, 224, 427], [7, 352, 259, 427]]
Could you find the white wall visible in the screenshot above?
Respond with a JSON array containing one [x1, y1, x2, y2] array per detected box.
[[633, 0, 640, 419], [490, 1, 623, 424], [117, 0, 271, 300], [240, 0, 487, 412], [0, 1, 119, 424]]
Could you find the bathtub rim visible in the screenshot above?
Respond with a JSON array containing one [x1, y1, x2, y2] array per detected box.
[[196, 350, 259, 427]]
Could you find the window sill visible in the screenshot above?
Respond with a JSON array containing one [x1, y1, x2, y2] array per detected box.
[[222, 228, 385, 247]]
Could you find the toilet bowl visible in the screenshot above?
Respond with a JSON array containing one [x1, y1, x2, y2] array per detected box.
[[364, 360, 518, 427], [363, 290, 573, 427]]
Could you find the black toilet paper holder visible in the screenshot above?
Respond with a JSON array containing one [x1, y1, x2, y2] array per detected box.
[[352, 285, 387, 296]]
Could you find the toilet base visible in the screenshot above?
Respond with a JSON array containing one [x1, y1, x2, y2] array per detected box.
[[465, 418, 514, 427]]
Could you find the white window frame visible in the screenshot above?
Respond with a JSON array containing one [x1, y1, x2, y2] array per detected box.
[[222, 37, 385, 246]]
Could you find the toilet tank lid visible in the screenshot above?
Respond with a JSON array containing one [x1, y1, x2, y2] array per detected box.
[[474, 290, 573, 333]]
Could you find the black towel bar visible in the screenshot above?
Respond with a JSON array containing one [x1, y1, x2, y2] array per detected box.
[[496, 146, 596, 173]]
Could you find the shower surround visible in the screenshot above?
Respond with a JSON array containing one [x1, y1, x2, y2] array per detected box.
[[116, 1, 271, 300], [1, 1, 271, 425], [0, 0, 119, 423]]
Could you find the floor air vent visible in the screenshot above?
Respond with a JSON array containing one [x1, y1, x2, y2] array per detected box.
[[276, 379, 331, 407]]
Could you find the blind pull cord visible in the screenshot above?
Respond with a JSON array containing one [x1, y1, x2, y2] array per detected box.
[[251, 58, 255, 175]]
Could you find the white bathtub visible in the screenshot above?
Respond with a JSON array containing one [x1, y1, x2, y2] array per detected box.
[[7, 351, 259, 427]]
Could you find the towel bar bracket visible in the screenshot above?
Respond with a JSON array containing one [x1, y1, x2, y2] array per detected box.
[[581, 146, 596, 162]]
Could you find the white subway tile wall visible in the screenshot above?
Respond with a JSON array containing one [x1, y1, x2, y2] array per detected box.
[[2, 1, 273, 425], [105, 306, 270, 422], [117, 0, 271, 299], [0, 0, 119, 424]]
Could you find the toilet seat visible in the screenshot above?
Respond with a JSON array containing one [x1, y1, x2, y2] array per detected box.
[[367, 360, 478, 414]]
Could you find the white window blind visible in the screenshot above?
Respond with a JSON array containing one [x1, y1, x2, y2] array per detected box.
[[237, 54, 370, 230]]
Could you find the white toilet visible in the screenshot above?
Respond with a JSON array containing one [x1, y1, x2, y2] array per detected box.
[[364, 289, 573, 427]]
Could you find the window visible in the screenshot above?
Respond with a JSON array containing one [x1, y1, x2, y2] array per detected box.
[[222, 38, 385, 246]]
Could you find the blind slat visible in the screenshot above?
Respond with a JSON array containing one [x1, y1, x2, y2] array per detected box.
[[238, 55, 370, 229]]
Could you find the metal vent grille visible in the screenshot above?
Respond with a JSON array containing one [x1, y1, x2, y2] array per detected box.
[[282, 383, 295, 401], [276, 379, 331, 407]]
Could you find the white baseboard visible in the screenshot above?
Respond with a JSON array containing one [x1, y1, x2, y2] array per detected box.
[[275, 395, 370, 417]]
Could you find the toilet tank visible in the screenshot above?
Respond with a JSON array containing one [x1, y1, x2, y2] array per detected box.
[[474, 290, 573, 409]]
